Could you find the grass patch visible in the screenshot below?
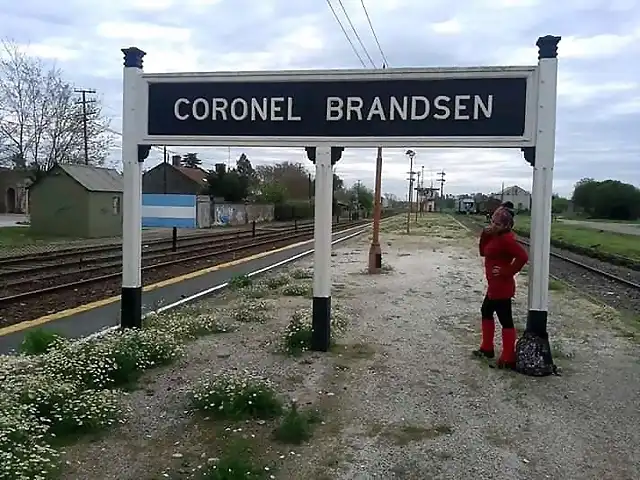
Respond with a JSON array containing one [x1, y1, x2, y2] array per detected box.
[[290, 268, 313, 280], [0, 226, 74, 247], [549, 278, 565, 291], [229, 275, 252, 290], [144, 310, 234, 340], [282, 310, 313, 356], [231, 300, 271, 323], [19, 329, 65, 356], [190, 372, 283, 421], [272, 403, 323, 445], [242, 284, 270, 299], [0, 327, 183, 477], [198, 439, 273, 480], [264, 273, 291, 289], [515, 221, 640, 261], [281, 282, 312, 297]]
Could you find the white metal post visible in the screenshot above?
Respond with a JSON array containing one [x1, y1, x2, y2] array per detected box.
[[311, 145, 334, 351], [121, 47, 146, 328], [526, 35, 560, 336]]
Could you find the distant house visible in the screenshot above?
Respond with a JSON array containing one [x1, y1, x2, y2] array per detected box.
[[0, 168, 31, 214], [492, 185, 532, 212], [29, 164, 123, 238], [142, 156, 209, 195]]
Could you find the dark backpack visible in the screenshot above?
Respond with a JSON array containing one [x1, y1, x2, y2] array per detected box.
[[515, 331, 559, 377]]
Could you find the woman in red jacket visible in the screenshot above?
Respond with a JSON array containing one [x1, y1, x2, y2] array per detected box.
[[474, 203, 528, 369]]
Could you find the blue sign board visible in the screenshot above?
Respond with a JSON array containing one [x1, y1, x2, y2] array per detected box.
[[144, 68, 537, 147], [141, 194, 197, 228]]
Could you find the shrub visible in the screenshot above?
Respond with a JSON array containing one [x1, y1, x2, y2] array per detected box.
[[145, 311, 234, 340], [281, 282, 311, 297], [273, 403, 323, 445], [231, 300, 271, 323], [190, 372, 283, 420], [264, 274, 291, 290], [229, 275, 252, 289], [290, 268, 313, 280], [242, 284, 270, 299], [0, 403, 60, 480], [282, 310, 313, 356], [19, 329, 65, 356], [15, 376, 123, 436], [37, 329, 181, 391]]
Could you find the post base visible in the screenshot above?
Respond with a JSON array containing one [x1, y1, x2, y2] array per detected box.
[[121, 286, 142, 329], [525, 309, 548, 336], [311, 296, 331, 352], [368, 242, 382, 274]]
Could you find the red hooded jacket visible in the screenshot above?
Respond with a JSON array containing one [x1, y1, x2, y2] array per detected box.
[[479, 229, 528, 299]]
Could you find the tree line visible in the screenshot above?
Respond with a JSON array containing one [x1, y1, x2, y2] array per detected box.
[[178, 150, 375, 213], [0, 40, 113, 175]]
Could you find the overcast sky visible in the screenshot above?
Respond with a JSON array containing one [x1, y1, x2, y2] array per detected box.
[[2, 0, 638, 198]]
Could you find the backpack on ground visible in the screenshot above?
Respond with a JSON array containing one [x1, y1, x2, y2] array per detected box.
[[515, 331, 559, 376]]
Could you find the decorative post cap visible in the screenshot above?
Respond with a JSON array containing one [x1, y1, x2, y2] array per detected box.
[[122, 47, 146, 68], [536, 35, 561, 59]]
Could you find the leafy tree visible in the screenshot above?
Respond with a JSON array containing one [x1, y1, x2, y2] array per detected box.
[[551, 194, 570, 214], [181, 152, 202, 168], [255, 162, 311, 201], [572, 178, 640, 220], [235, 153, 256, 196], [206, 163, 248, 202], [347, 182, 374, 212]]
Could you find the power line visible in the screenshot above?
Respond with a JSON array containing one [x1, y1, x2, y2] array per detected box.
[[359, 0, 389, 67], [324, 0, 367, 67], [74, 88, 96, 165], [335, 0, 376, 68]]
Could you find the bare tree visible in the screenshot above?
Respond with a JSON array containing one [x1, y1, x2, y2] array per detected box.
[[0, 39, 114, 172]]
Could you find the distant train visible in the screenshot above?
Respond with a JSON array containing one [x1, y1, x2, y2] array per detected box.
[[456, 197, 502, 217]]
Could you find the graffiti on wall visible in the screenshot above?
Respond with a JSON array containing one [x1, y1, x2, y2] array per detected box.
[[212, 203, 274, 226]]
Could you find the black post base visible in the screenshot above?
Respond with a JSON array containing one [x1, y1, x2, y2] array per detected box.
[[525, 309, 548, 337], [311, 296, 331, 352], [121, 286, 143, 329]]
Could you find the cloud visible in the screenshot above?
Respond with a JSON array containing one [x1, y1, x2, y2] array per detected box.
[[1, 0, 639, 198]]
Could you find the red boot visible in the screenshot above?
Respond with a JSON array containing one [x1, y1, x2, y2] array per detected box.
[[472, 319, 495, 359], [497, 328, 517, 369]]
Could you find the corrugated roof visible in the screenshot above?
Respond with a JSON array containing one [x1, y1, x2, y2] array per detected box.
[[58, 164, 123, 192]]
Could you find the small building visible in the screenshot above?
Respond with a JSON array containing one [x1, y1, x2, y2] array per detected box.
[[0, 168, 31, 214], [29, 164, 123, 238], [142, 156, 209, 195], [492, 185, 532, 212]]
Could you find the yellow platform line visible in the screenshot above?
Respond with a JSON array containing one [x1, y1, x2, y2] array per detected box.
[[0, 234, 324, 337]]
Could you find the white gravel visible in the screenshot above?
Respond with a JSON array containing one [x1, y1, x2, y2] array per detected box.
[[62, 215, 640, 480]]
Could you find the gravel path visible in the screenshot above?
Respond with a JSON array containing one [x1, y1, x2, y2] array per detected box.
[[61, 215, 640, 480]]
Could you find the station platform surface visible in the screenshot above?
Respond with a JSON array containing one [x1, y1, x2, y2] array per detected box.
[[44, 213, 640, 479], [0, 225, 368, 354]]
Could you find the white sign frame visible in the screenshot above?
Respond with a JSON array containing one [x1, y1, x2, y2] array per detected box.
[[138, 66, 539, 148]]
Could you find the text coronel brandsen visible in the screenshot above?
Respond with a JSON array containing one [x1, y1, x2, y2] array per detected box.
[[172, 95, 495, 122]]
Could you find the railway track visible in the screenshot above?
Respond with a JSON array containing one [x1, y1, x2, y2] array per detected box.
[[455, 215, 640, 314], [0, 218, 374, 328]]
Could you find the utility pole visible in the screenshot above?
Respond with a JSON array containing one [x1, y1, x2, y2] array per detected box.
[[405, 150, 416, 233], [368, 146, 383, 273], [415, 170, 421, 222], [501, 181, 505, 203], [74, 88, 96, 165], [436, 170, 446, 212], [420, 165, 425, 216]]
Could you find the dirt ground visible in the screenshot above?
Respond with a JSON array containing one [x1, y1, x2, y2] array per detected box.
[[62, 214, 640, 480]]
